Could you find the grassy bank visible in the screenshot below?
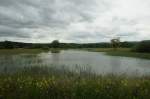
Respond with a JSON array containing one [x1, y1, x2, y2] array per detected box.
[[0, 48, 67, 54], [0, 49, 45, 54], [84, 48, 150, 60], [0, 66, 150, 99], [106, 51, 150, 60], [83, 48, 130, 52]]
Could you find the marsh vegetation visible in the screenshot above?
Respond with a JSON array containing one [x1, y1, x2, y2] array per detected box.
[[0, 66, 150, 99], [0, 40, 150, 99]]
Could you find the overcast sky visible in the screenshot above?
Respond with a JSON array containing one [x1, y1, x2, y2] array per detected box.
[[0, 0, 150, 43]]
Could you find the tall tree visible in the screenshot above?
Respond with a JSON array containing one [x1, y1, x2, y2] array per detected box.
[[51, 40, 60, 48], [111, 38, 120, 50]]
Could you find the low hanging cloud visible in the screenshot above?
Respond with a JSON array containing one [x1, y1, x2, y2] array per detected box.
[[0, 0, 150, 43]]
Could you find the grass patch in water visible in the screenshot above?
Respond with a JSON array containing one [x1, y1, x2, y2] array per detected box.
[[106, 51, 150, 60], [83, 48, 130, 52], [83, 48, 150, 60], [0, 49, 45, 54]]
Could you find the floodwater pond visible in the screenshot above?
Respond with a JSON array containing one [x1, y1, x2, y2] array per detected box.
[[0, 50, 150, 76]]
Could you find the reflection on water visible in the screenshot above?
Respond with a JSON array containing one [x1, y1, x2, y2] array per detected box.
[[110, 57, 121, 74], [51, 49, 61, 53], [51, 52, 60, 65], [0, 50, 150, 76]]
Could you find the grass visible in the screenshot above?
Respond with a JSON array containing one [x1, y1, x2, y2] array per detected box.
[[83, 48, 150, 60], [0, 48, 70, 55], [0, 48, 45, 54], [0, 66, 150, 99], [83, 48, 130, 52], [106, 51, 150, 60]]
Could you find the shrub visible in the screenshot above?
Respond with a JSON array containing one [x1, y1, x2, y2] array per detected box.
[[51, 40, 60, 48], [132, 40, 150, 53]]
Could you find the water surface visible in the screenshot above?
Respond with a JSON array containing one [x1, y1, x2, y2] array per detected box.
[[0, 50, 150, 76]]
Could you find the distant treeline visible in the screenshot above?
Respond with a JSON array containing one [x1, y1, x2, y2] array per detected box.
[[0, 40, 137, 49], [132, 40, 150, 53]]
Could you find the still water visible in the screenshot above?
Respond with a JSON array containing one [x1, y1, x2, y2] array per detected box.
[[0, 50, 150, 76]]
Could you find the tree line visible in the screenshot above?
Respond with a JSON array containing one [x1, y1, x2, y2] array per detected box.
[[0, 40, 137, 49], [0, 40, 150, 53], [132, 40, 150, 53]]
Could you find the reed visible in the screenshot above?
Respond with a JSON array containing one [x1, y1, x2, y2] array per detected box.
[[0, 66, 150, 99]]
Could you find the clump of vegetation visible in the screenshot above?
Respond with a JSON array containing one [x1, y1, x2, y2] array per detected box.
[[0, 66, 150, 99], [51, 40, 60, 48], [111, 38, 120, 50], [132, 40, 150, 53]]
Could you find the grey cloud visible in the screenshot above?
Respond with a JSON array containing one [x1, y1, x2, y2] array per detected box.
[[0, 0, 97, 28], [0, 25, 30, 38], [0, 0, 149, 43]]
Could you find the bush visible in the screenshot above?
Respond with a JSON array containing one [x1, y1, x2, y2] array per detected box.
[[132, 40, 150, 53], [51, 40, 60, 48]]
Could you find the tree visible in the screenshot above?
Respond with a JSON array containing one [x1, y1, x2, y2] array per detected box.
[[3, 41, 14, 49], [111, 38, 120, 50], [51, 40, 60, 48], [132, 40, 150, 53]]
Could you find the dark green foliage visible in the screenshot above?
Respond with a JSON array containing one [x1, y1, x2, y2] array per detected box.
[[2, 41, 14, 49], [120, 42, 137, 48], [51, 40, 60, 48], [132, 40, 150, 53], [0, 41, 50, 49], [0, 40, 138, 49]]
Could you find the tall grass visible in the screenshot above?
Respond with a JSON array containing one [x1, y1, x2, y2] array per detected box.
[[0, 66, 150, 99]]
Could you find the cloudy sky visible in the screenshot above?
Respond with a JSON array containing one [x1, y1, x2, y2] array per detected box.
[[0, 0, 150, 43]]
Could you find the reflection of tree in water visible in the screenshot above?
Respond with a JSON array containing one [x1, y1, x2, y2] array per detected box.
[[51, 49, 61, 53]]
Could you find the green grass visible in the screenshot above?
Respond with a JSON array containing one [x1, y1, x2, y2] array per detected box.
[[83, 48, 130, 52], [0, 48, 45, 54], [106, 51, 150, 60], [0, 48, 69, 55], [83, 48, 150, 60], [0, 66, 150, 99]]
